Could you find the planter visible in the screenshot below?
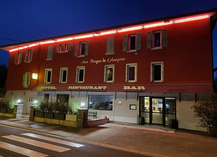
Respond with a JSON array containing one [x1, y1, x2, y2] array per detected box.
[[207, 127, 217, 137], [54, 113, 65, 120], [0, 108, 7, 113], [44, 112, 54, 119], [65, 114, 77, 121], [35, 111, 44, 118], [7, 108, 14, 114]]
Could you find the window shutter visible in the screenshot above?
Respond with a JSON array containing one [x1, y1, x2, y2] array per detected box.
[[67, 43, 71, 52], [24, 50, 27, 63], [30, 49, 33, 62], [123, 35, 127, 52], [27, 73, 31, 86], [56, 45, 59, 53], [47, 46, 53, 59], [14, 53, 17, 65], [137, 33, 142, 50], [22, 73, 26, 87], [147, 31, 152, 49], [107, 37, 114, 54], [85, 41, 89, 56], [19, 52, 22, 64], [74, 42, 78, 56], [162, 29, 168, 48]]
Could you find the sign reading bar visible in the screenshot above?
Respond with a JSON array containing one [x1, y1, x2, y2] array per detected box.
[[123, 86, 145, 90], [68, 86, 107, 90]]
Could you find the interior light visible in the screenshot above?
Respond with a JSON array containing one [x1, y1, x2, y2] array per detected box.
[[118, 26, 143, 32], [174, 15, 210, 23], [32, 73, 38, 79]]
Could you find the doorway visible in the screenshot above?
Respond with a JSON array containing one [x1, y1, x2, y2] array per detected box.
[[139, 97, 176, 125]]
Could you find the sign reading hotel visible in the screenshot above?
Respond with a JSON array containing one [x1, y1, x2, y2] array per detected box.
[[81, 57, 125, 65], [41, 86, 57, 90]]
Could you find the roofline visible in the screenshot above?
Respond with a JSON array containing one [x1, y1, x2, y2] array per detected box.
[[1, 8, 217, 50]]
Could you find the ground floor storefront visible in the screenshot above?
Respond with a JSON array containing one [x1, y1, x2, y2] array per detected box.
[[5, 90, 210, 132]]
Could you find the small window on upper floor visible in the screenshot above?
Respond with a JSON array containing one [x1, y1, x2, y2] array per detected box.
[[47, 46, 53, 60], [76, 66, 85, 83], [104, 65, 114, 82], [24, 49, 33, 63], [14, 52, 22, 65], [147, 29, 168, 50], [59, 67, 68, 83], [44, 68, 52, 84], [126, 63, 137, 82], [151, 62, 164, 82], [106, 37, 114, 55], [74, 41, 89, 57], [56, 43, 71, 53], [123, 33, 141, 52]]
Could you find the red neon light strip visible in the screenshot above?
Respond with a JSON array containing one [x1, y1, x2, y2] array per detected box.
[[8, 14, 211, 52]]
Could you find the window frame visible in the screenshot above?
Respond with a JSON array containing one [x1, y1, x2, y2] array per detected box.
[[14, 52, 22, 65], [79, 42, 86, 57], [150, 62, 164, 82], [152, 30, 162, 49], [76, 66, 85, 83], [59, 67, 68, 83], [22, 72, 31, 88], [25, 49, 33, 63], [44, 68, 52, 84], [88, 95, 114, 111], [104, 65, 115, 83], [129, 34, 137, 51], [126, 63, 137, 82]]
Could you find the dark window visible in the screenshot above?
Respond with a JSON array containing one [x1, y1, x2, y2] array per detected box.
[[60, 68, 67, 83], [80, 43, 86, 56], [47, 71, 51, 83], [88, 95, 113, 110], [56, 94, 69, 105], [129, 35, 136, 50], [127, 65, 136, 82], [62, 70, 67, 82], [153, 64, 161, 81], [44, 94, 49, 103], [154, 32, 161, 47], [78, 69, 84, 82]]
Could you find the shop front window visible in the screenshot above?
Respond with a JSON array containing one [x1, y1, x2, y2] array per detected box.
[[88, 95, 113, 110]]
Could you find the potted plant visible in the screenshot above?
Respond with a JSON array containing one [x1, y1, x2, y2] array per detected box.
[[192, 94, 217, 137]]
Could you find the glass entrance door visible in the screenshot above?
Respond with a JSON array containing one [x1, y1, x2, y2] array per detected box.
[[151, 98, 164, 124]]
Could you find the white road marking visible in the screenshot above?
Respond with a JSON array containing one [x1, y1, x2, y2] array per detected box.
[[22, 133, 84, 148], [0, 141, 48, 157], [2, 135, 70, 153]]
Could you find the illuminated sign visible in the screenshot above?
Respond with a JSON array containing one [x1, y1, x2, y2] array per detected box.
[[41, 86, 57, 90], [68, 86, 107, 90], [123, 86, 145, 90], [81, 57, 125, 65]]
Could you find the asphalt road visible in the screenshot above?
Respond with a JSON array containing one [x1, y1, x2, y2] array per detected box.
[[0, 125, 148, 157]]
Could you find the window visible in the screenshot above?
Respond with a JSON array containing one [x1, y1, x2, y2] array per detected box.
[[76, 66, 85, 83], [22, 72, 31, 88], [56, 43, 71, 53], [74, 41, 89, 57], [44, 69, 52, 83], [106, 37, 114, 55], [47, 46, 53, 60], [59, 67, 68, 83], [24, 49, 33, 63], [88, 95, 113, 110], [44, 94, 49, 103], [104, 65, 114, 82], [56, 94, 69, 106], [126, 63, 137, 82], [123, 33, 141, 52], [151, 62, 164, 82], [14, 52, 22, 65], [147, 29, 168, 49]]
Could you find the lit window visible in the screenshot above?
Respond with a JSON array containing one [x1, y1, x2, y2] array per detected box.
[[59, 68, 68, 83], [14, 52, 22, 65], [76, 66, 85, 83], [22, 72, 31, 88], [151, 62, 164, 82], [88, 95, 113, 110], [105, 65, 114, 82], [126, 63, 137, 82], [44, 69, 52, 83], [25, 49, 33, 63]]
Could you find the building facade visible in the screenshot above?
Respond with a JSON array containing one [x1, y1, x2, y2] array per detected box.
[[1, 9, 217, 131]]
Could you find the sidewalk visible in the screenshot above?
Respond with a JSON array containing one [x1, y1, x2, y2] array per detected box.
[[0, 117, 217, 157]]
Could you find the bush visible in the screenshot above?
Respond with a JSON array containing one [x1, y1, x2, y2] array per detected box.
[[192, 94, 217, 128], [69, 99, 79, 115], [0, 99, 9, 109]]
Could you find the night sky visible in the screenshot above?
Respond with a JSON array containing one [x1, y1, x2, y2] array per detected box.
[[0, 0, 217, 67]]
